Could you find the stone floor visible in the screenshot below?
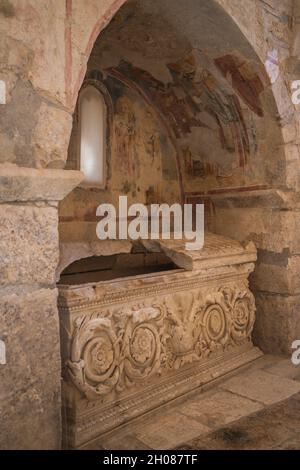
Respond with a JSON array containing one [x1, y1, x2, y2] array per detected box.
[[83, 355, 300, 450]]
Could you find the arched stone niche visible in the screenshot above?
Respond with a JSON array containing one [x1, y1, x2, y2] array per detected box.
[[60, 0, 299, 358]]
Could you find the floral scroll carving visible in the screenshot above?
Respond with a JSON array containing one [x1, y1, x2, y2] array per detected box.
[[67, 305, 165, 399], [66, 285, 256, 400], [67, 317, 120, 399], [222, 286, 256, 342]]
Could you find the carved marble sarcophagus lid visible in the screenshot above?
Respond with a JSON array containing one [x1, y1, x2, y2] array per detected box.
[[58, 232, 261, 449]]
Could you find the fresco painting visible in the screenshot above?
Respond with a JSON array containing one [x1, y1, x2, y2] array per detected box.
[[106, 49, 265, 188]]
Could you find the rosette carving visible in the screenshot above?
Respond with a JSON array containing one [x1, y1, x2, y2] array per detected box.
[[66, 305, 165, 398], [197, 292, 230, 354], [66, 316, 120, 400], [202, 304, 227, 344], [221, 287, 256, 342], [121, 306, 164, 387], [65, 285, 256, 401]]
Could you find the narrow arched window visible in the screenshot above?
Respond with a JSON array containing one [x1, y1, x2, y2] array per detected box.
[[79, 85, 106, 186]]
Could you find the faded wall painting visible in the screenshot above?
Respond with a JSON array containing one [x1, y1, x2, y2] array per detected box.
[[62, 0, 285, 227], [105, 52, 266, 192]]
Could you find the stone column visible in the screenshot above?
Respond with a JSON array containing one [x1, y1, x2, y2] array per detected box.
[[0, 164, 83, 450]]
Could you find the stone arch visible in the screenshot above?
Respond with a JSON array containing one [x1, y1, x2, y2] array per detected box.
[[71, 0, 295, 133], [69, 0, 127, 110], [67, 0, 288, 206], [68, 0, 293, 183]]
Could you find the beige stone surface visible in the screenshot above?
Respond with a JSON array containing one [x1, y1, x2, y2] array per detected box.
[[0, 165, 83, 202], [59, 221, 100, 242], [92, 433, 151, 451], [254, 292, 300, 354], [220, 369, 300, 405], [136, 411, 211, 450], [242, 354, 281, 371], [31, 103, 73, 168], [263, 358, 300, 381], [178, 398, 299, 450], [0, 288, 61, 450], [251, 255, 300, 296], [82, 356, 300, 451], [0, 203, 59, 285], [176, 389, 263, 429], [142, 234, 256, 271], [213, 207, 300, 255], [0, 0, 66, 105]]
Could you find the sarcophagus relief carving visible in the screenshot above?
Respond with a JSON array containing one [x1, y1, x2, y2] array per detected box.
[[58, 233, 261, 449]]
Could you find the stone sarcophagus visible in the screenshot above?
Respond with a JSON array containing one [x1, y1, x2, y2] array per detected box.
[[58, 233, 261, 449]]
